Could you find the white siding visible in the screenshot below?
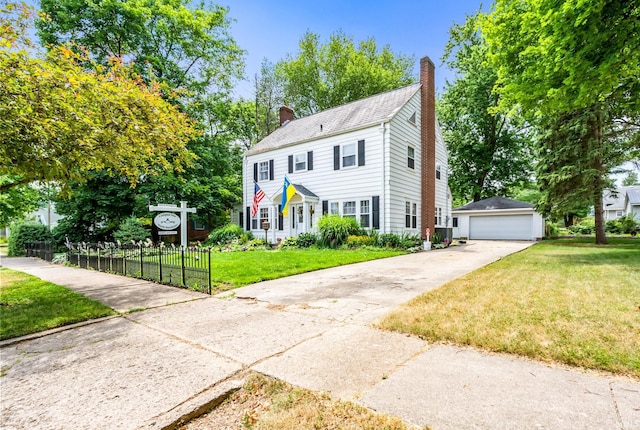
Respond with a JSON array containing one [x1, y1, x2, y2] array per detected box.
[[387, 91, 422, 234]]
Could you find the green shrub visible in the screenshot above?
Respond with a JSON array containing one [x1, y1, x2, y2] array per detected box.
[[317, 215, 360, 248], [295, 233, 317, 248], [205, 224, 250, 245], [8, 222, 53, 256], [618, 214, 639, 234], [346, 235, 376, 247], [568, 218, 595, 235], [399, 233, 422, 249], [113, 217, 150, 244], [546, 222, 560, 237], [278, 237, 299, 248], [605, 219, 622, 234], [431, 232, 442, 245], [378, 233, 401, 248]]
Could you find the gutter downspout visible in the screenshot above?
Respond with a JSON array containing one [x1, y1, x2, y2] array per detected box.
[[380, 121, 387, 234]]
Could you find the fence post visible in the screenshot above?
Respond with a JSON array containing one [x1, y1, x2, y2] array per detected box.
[[208, 248, 212, 295], [139, 244, 144, 278], [158, 245, 163, 283], [123, 247, 126, 275], [181, 247, 186, 287]]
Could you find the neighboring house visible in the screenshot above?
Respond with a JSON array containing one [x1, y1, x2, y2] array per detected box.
[[452, 196, 544, 241], [240, 56, 451, 243], [624, 187, 640, 219], [602, 186, 640, 220]]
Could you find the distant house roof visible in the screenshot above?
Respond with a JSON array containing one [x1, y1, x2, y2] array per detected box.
[[603, 188, 627, 211], [245, 83, 421, 156], [453, 196, 534, 211], [627, 188, 640, 205]]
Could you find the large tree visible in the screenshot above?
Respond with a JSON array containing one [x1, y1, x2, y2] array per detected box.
[[483, 0, 640, 244], [0, 3, 197, 193], [438, 12, 533, 206], [36, 0, 244, 95], [276, 31, 415, 116]]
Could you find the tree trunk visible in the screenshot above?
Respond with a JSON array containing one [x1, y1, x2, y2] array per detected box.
[[563, 214, 574, 228], [592, 109, 607, 245], [594, 192, 607, 244]]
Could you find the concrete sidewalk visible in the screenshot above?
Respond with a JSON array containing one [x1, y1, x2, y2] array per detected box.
[[1, 242, 638, 430]]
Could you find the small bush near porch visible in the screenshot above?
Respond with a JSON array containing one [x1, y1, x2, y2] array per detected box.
[[378, 238, 640, 378]]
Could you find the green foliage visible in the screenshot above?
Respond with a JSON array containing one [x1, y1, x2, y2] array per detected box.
[[276, 31, 415, 116], [568, 218, 595, 235], [346, 235, 377, 248], [7, 222, 53, 256], [0, 6, 199, 193], [295, 233, 318, 248], [0, 176, 43, 227], [438, 12, 533, 203], [377, 233, 401, 248], [37, 0, 244, 94], [317, 215, 361, 248], [205, 223, 248, 245], [605, 214, 639, 235], [113, 217, 150, 244]]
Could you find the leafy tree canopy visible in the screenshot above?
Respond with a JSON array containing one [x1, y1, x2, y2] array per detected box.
[[36, 0, 245, 94], [276, 31, 415, 116], [0, 2, 198, 193], [438, 12, 533, 204]]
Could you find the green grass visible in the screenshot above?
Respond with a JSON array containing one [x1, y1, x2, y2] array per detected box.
[[209, 248, 405, 289], [378, 238, 640, 378], [0, 268, 115, 340]]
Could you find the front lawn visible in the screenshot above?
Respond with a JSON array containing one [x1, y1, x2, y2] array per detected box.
[[209, 248, 405, 290], [378, 238, 640, 378], [0, 268, 115, 340]]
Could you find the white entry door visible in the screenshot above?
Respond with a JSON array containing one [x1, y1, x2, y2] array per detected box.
[[290, 204, 304, 236]]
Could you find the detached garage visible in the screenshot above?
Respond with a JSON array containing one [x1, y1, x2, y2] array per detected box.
[[452, 197, 544, 241]]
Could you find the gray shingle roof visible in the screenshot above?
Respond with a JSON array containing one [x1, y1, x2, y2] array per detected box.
[[293, 184, 318, 198], [627, 188, 640, 205], [245, 84, 421, 156], [603, 188, 627, 210], [453, 196, 534, 211]]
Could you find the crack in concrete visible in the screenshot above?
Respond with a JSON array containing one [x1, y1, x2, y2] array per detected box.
[[609, 381, 625, 430]]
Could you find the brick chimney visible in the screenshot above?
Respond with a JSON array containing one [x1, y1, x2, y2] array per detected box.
[[420, 56, 436, 241], [279, 106, 294, 126]]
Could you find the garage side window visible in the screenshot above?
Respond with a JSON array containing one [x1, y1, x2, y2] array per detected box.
[[452, 217, 459, 228]]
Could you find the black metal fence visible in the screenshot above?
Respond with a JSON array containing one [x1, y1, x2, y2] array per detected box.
[[25, 241, 54, 262], [19, 240, 212, 293]]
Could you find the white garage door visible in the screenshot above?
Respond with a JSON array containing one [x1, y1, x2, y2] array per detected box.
[[469, 215, 533, 240]]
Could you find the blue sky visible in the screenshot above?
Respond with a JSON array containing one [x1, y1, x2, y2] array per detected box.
[[225, 0, 486, 98]]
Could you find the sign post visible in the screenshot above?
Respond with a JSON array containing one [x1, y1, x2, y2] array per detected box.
[[149, 201, 196, 248], [423, 227, 432, 251]]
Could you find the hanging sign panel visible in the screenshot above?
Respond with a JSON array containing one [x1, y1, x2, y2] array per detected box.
[[154, 212, 181, 230]]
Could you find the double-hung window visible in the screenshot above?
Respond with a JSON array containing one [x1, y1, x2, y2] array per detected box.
[[342, 143, 356, 167], [294, 153, 307, 171], [407, 146, 415, 169], [259, 161, 270, 181], [343, 201, 356, 219], [360, 200, 370, 227]]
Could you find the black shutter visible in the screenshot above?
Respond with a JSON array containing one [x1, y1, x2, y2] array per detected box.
[[308, 151, 313, 170], [372, 196, 380, 229], [288, 155, 293, 173], [278, 205, 283, 230], [322, 200, 328, 216], [245, 206, 251, 230], [253, 163, 258, 182], [333, 146, 340, 170], [358, 139, 365, 166], [269, 159, 274, 180], [239, 211, 244, 228]]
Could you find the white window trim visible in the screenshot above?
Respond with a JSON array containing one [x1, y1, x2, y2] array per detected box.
[[342, 143, 357, 168], [259, 161, 270, 181], [294, 153, 307, 172]]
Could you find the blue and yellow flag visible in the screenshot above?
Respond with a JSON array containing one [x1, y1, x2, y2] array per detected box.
[[281, 176, 297, 216]]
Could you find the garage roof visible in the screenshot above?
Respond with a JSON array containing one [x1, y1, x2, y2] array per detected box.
[[453, 196, 534, 211]]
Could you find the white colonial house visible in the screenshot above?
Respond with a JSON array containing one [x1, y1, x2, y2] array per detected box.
[[239, 56, 450, 243]]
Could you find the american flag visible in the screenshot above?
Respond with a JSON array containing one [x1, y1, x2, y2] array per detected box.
[[251, 182, 265, 217]]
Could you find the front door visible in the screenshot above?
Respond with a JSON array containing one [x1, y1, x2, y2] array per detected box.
[[290, 204, 304, 236]]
